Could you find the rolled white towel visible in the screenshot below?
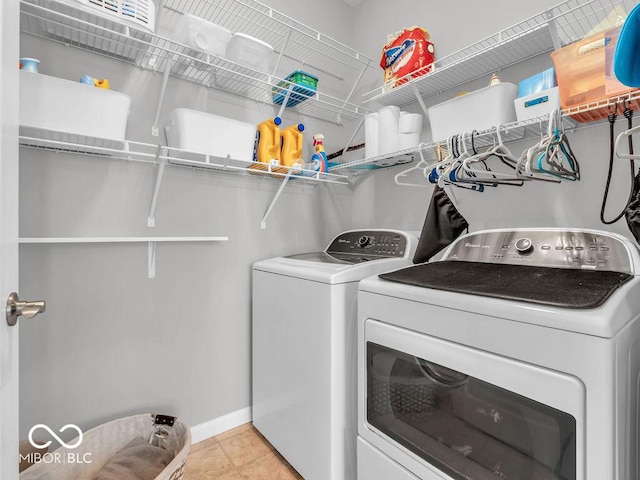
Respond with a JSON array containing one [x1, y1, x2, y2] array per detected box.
[[378, 105, 400, 155], [398, 113, 423, 134], [364, 112, 379, 159], [398, 132, 421, 151]]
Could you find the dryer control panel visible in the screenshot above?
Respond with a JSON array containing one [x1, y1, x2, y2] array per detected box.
[[444, 229, 634, 273], [327, 230, 408, 259]]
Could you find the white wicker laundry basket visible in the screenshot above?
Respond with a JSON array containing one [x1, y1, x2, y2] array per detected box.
[[20, 413, 191, 480]]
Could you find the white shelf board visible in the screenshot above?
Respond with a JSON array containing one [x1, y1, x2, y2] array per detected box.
[[20, 235, 229, 278], [19, 236, 228, 243]]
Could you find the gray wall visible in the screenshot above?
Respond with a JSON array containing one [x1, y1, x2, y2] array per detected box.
[[19, 0, 639, 442], [18, 0, 357, 439]]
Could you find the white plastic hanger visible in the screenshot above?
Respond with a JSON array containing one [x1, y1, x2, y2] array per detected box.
[[517, 109, 577, 182], [515, 110, 563, 182], [394, 143, 437, 187], [436, 134, 466, 188], [615, 124, 640, 161], [433, 133, 487, 192], [460, 125, 524, 184]]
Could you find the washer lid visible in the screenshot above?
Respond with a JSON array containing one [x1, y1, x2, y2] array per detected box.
[[286, 251, 395, 264], [253, 229, 419, 284]]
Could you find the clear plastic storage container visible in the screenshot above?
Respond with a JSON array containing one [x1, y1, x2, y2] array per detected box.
[[551, 26, 637, 121], [225, 33, 273, 72], [173, 13, 231, 57]]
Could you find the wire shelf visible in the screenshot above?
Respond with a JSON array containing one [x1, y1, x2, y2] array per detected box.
[[161, 0, 374, 81], [19, 127, 351, 185], [562, 89, 640, 122], [330, 114, 576, 171], [20, 0, 370, 125], [152, 46, 370, 123], [329, 147, 417, 172], [335, 87, 640, 172], [363, 0, 635, 107], [163, 146, 350, 184]]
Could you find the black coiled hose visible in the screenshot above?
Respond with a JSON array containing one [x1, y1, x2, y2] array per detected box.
[[600, 102, 636, 225]]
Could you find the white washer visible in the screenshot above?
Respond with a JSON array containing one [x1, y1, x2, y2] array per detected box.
[[357, 228, 640, 480], [252, 229, 418, 480]]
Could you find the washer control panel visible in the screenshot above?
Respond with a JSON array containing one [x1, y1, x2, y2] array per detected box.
[[326, 230, 408, 258], [444, 230, 634, 273]]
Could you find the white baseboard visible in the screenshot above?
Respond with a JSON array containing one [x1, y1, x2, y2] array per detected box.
[[190, 407, 252, 444]]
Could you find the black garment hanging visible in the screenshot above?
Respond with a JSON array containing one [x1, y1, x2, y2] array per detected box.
[[626, 171, 640, 242], [600, 102, 640, 244], [413, 186, 469, 264]]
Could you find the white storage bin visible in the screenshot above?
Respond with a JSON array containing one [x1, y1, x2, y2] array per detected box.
[[19, 71, 131, 141], [164, 108, 255, 162], [225, 33, 273, 72], [174, 13, 231, 57], [515, 86, 561, 122], [29, 0, 154, 61], [428, 82, 518, 142], [32, 0, 156, 34]]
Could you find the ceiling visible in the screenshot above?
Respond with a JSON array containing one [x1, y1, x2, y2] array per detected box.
[[341, 0, 364, 6]]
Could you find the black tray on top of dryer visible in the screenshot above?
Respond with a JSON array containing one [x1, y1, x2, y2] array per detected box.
[[380, 229, 637, 309], [380, 260, 632, 309]]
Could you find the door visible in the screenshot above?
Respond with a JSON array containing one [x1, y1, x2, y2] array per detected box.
[[0, 0, 21, 478]]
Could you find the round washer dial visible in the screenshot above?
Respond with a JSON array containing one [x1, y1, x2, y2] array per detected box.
[[515, 237, 534, 255]]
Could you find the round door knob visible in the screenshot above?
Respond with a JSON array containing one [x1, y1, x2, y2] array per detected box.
[[515, 237, 534, 255]]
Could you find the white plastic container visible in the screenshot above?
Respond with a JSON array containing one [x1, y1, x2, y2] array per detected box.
[[515, 86, 561, 122], [428, 82, 518, 142], [164, 108, 255, 161], [29, 0, 154, 61], [225, 33, 273, 72], [33, 0, 156, 34], [174, 13, 231, 57], [19, 71, 131, 141]]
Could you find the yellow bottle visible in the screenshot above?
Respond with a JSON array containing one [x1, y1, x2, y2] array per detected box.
[[254, 117, 282, 165], [280, 123, 305, 167]]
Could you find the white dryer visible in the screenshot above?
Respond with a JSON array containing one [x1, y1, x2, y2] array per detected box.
[[357, 228, 640, 480], [252, 229, 418, 480]]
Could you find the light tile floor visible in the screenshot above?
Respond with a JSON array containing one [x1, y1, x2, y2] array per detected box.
[[184, 423, 303, 480]]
